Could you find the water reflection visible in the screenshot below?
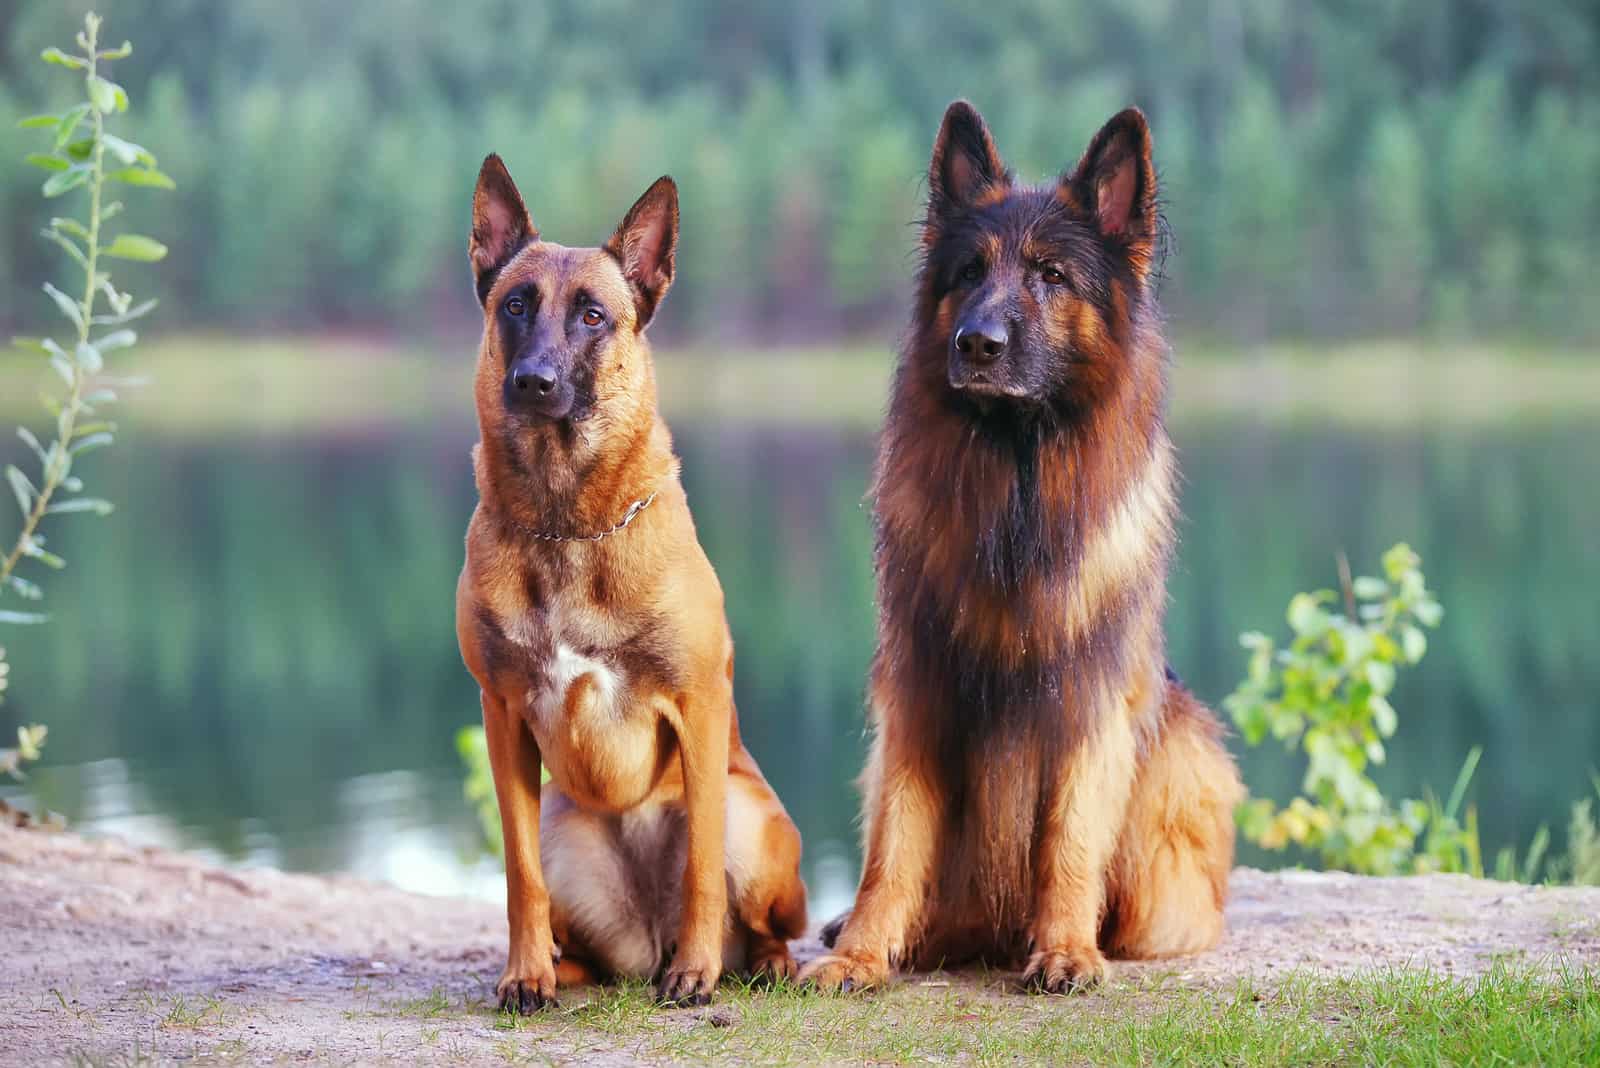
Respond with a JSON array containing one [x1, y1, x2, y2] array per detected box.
[[2, 415, 1596, 909]]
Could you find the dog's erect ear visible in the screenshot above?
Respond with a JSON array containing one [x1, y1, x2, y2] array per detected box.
[[1066, 108, 1158, 276], [925, 100, 1009, 235], [604, 175, 678, 329], [470, 154, 538, 305]]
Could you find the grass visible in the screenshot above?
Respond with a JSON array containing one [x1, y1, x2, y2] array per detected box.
[[3, 334, 1599, 436], [433, 964, 1600, 1066], [49, 964, 1600, 1066]]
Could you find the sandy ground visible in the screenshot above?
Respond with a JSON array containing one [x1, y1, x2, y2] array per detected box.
[[2, 822, 1597, 1066]]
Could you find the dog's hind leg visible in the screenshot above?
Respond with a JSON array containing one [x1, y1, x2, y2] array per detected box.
[[540, 786, 666, 981], [1101, 680, 1242, 959], [725, 757, 808, 983]]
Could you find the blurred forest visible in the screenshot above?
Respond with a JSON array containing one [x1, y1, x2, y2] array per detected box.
[[2, 0, 1598, 343]]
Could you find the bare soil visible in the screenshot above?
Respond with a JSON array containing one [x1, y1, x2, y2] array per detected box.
[[2, 822, 1597, 1065]]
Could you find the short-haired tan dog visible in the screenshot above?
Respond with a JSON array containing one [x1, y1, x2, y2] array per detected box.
[[456, 156, 807, 1010]]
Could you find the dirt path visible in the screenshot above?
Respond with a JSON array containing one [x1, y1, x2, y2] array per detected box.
[[2, 823, 1597, 1065]]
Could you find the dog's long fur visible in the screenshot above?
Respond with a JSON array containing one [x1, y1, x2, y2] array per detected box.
[[456, 157, 806, 1011], [802, 103, 1242, 993]]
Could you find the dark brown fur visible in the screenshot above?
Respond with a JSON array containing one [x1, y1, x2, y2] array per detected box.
[[802, 103, 1242, 994], [456, 157, 807, 1011]]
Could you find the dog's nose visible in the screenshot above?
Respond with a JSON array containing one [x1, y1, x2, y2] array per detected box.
[[953, 320, 1008, 363], [512, 364, 558, 397], [505, 357, 574, 419]]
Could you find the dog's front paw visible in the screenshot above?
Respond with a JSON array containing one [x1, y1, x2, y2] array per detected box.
[[657, 951, 721, 1007], [799, 949, 890, 993], [1022, 944, 1107, 995], [499, 965, 563, 1016]]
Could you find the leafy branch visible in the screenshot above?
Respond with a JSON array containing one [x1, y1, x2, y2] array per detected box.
[[2, 13, 171, 776], [1227, 543, 1451, 875]]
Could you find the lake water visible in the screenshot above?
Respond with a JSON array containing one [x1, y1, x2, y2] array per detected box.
[[3, 381, 1597, 919]]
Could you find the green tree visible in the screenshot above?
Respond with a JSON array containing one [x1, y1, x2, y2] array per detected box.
[[1362, 109, 1432, 332]]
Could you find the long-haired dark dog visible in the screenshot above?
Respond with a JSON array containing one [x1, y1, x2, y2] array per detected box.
[[802, 102, 1243, 994]]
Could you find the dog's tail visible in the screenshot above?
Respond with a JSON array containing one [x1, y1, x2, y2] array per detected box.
[[818, 908, 850, 948]]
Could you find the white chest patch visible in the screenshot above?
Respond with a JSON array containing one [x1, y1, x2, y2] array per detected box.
[[533, 643, 625, 724]]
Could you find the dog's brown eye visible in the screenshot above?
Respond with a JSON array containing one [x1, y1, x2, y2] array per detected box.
[[504, 296, 526, 316], [961, 262, 984, 282], [582, 307, 605, 327], [1041, 266, 1068, 286]]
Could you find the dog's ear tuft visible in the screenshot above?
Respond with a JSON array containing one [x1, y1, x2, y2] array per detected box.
[[605, 175, 678, 329], [925, 100, 1009, 236], [1066, 109, 1158, 276], [470, 154, 538, 305]]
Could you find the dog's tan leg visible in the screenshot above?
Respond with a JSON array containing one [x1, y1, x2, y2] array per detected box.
[[656, 686, 731, 1005], [800, 693, 940, 992], [725, 759, 807, 982], [482, 689, 559, 1012], [1023, 709, 1137, 993], [1103, 684, 1240, 959]]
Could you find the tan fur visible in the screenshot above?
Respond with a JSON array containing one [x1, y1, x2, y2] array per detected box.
[[457, 158, 806, 1010]]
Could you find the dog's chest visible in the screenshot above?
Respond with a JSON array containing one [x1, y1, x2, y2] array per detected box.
[[489, 583, 669, 812], [534, 640, 626, 725]]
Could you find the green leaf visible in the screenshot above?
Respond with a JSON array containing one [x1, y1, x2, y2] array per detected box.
[[21, 539, 65, 569], [63, 139, 94, 162], [25, 153, 69, 172], [18, 723, 48, 756], [106, 167, 176, 190], [53, 104, 90, 151], [1399, 625, 1427, 663], [49, 355, 75, 387], [1286, 591, 1333, 637], [0, 610, 50, 625], [92, 298, 157, 326], [6, 575, 43, 600], [12, 337, 49, 355], [99, 41, 133, 60], [94, 330, 137, 353], [40, 47, 86, 69], [72, 421, 116, 439], [41, 166, 89, 198], [18, 113, 61, 129], [1443, 746, 1483, 822], [1369, 694, 1398, 738], [47, 497, 114, 516], [16, 428, 46, 464], [103, 234, 168, 262], [1364, 659, 1396, 696], [41, 227, 88, 268], [5, 465, 38, 515], [101, 134, 155, 167], [88, 75, 128, 114], [1352, 576, 1388, 600], [71, 432, 114, 455], [41, 283, 84, 330], [74, 341, 103, 374], [50, 218, 90, 242]]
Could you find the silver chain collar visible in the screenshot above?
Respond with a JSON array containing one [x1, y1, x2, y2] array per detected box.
[[525, 490, 659, 543]]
